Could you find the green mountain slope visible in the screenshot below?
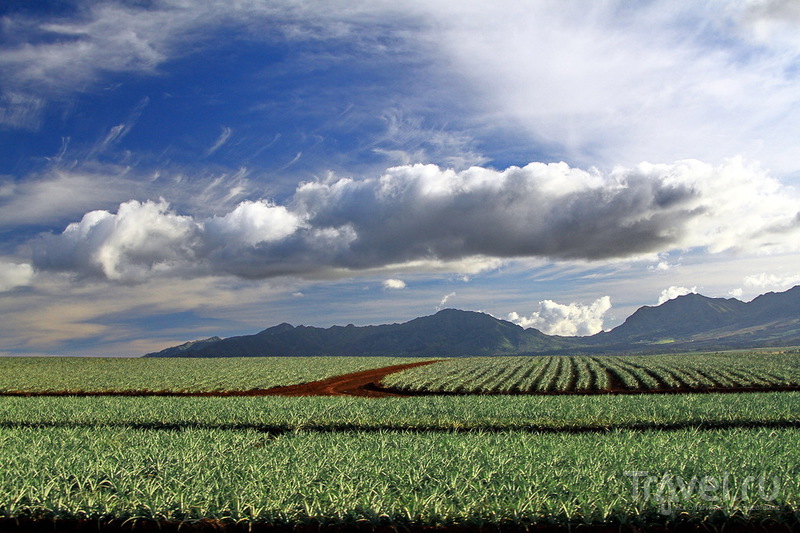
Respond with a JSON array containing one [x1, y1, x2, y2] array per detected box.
[[146, 309, 579, 357], [589, 286, 800, 351], [145, 286, 800, 357], [592, 293, 749, 344]]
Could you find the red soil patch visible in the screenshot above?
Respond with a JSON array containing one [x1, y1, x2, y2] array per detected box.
[[0, 360, 441, 398], [256, 360, 441, 397]]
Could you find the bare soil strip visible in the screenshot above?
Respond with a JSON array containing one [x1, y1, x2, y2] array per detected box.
[[255, 360, 441, 397], [0, 360, 440, 398]]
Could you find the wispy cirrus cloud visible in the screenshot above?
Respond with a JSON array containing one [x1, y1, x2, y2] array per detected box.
[[0, 92, 45, 130], [436, 292, 456, 311], [4, 1, 800, 178], [0, 3, 175, 94], [419, 0, 800, 174], [205, 127, 233, 157], [0, 168, 139, 229], [0, 162, 256, 237]]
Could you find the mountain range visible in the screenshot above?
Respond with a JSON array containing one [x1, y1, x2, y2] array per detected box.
[[146, 286, 800, 357]]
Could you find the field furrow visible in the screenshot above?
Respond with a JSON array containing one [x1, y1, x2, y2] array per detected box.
[[383, 350, 800, 395]]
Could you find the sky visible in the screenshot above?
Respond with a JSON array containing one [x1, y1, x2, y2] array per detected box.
[[1, 0, 800, 356]]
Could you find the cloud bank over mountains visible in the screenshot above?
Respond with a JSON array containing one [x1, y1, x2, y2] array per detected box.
[[32, 158, 800, 283], [507, 296, 612, 336]]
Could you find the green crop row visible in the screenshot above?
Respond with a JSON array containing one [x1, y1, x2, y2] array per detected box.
[[382, 351, 800, 393], [2, 393, 800, 431], [2, 425, 799, 528], [0, 356, 423, 393]]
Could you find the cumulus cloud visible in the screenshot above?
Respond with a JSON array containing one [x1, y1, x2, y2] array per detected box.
[[31, 159, 800, 283], [0, 262, 34, 292], [658, 286, 697, 305], [293, 158, 800, 263], [382, 279, 406, 290], [743, 272, 800, 290], [205, 200, 302, 246], [508, 296, 612, 336], [34, 200, 201, 282]]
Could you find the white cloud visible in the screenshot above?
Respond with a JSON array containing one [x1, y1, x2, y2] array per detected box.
[[34, 199, 201, 282], [743, 272, 800, 290], [206, 127, 233, 157], [295, 158, 800, 262], [205, 200, 302, 247], [31, 159, 800, 282], [0, 262, 34, 292], [0, 272, 291, 355], [382, 279, 406, 290], [0, 3, 173, 93], [370, 110, 489, 171], [438, 292, 456, 309], [0, 92, 44, 130], [507, 296, 612, 336], [740, 0, 800, 52], [658, 285, 697, 305], [0, 163, 258, 232], [413, 1, 800, 175], [4, 1, 800, 178], [0, 169, 140, 228]]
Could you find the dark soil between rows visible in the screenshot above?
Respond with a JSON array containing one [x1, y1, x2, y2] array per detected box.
[[371, 383, 800, 397], [1, 518, 798, 533]]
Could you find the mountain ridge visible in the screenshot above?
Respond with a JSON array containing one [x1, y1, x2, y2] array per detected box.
[[145, 286, 800, 357]]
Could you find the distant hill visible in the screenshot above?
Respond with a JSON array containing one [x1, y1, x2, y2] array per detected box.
[[589, 286, 800, 351], [146, 309, 580, 358], [145, 286, 800, 357]]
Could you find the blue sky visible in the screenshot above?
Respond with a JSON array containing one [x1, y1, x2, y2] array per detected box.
[[1, 0, 800, 356]]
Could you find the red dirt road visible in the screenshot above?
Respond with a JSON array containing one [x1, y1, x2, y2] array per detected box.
[[0, 360, 441, 398], [257, 360, 441, 397]]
